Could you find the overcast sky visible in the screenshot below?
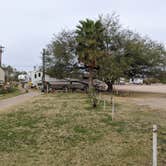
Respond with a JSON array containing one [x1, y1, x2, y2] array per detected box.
[[0, 0, 165, 71]]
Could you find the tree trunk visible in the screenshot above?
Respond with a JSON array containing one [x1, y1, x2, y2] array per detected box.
[[88, 67, 93, 90], [88, 66, 97, 108], [106, 81, 113, 92]]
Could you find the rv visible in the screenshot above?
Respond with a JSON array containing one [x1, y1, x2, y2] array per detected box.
[[129, 78, 143, 84], [28, 69, 108, 91], [28, 70, 58, 88]]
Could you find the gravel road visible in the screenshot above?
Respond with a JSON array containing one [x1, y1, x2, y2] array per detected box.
[[0, 92, 40, 111]]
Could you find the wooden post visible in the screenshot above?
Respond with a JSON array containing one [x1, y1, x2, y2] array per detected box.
[[153, 125, 157, 166], [0, 46, 4, 67], [112, 97, 115, 121]]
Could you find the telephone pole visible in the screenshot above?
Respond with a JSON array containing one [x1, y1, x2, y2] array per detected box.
[[0, 46, 4, 67], [42, 49, 46, 91]]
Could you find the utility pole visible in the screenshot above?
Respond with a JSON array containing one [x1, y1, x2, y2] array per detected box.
[[42, 49, 46, 92], [0, 46, 4, 67]]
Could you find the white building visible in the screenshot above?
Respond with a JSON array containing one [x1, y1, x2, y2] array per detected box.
[[0, 67, 5, 84]]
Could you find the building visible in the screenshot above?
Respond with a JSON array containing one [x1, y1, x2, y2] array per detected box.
[[0, 67, 5, 84]]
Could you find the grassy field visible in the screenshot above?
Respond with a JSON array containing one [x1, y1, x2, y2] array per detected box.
[[0, 88, 23, 100], [0, 92, 165, 166]]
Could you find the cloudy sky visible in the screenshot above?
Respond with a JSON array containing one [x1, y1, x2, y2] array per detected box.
[[0, 0, 165, 71]]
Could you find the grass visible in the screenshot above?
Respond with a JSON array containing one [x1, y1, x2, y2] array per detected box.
[[0, 88, 23, 100], [0, 92, 165, 165]]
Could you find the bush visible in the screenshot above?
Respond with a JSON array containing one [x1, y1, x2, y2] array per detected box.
[[143, 78, 160, 84], [0, 87, 17, 94]]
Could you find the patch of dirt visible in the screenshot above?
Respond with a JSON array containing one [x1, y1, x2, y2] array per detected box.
[[0, 92, 40, 111], [114, 84, 166, 110], [114, 84, 166, 94]]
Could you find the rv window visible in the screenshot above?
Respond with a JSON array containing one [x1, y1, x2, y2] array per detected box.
[[38, 73, 41, 77], [34, 74, 37, 79]]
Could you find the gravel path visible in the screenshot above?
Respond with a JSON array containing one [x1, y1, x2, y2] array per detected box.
[[0, 92, 40, 111]]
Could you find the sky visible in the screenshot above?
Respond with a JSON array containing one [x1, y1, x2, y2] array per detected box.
[[0, 0, 165, 71]]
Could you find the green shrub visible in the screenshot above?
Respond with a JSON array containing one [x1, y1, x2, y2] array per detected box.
[[143, 78, 160, 84], [0, 87, 17, 94]]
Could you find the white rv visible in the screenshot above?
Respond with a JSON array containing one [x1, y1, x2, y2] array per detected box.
[[29, 70, 58, 88], [18, 74, 29, 82], [129, 78, 143, 84]]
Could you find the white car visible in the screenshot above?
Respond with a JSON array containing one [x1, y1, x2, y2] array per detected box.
[[130, 78, 143, 84]]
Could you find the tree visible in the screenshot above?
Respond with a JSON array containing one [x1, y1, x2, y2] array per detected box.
[[45, 30, 77, 79], [121, 30, 166, 80], [44, 13, 166, 93], [97, 14, 166, 90], [2, 65, 25, 82], [97, 14, 126, 91], [76, 19, 106, 89]]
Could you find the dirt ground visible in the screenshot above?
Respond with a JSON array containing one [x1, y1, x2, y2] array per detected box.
[[114, 84, 166, 110], [0, 92, 40, 111], [114, 84, 166, 94]]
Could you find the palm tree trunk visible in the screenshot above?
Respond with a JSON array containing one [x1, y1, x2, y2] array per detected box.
[[89, 67, 93, 90], [88, 66, 97, 108]]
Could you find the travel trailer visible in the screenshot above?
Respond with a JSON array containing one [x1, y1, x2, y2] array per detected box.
[[18, 74, 29, 82], [28, 69, 108, 91], [28, 70, 57, 88], [129, 78, 143, 84]]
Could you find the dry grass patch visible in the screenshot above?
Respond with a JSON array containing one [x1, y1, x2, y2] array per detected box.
[[0, 88, 23, 100], [0, 92, 165, 166]]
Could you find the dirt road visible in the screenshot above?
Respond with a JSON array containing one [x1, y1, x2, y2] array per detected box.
[[0, 92, 40, 111], [114, 84, 166, 94], [114, 84, 166, 110]]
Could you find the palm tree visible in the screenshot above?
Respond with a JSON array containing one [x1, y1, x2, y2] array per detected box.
[[76, 19, 105, 90]]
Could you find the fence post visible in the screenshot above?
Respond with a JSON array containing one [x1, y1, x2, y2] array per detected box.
[[153, 125, 157, 166]]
